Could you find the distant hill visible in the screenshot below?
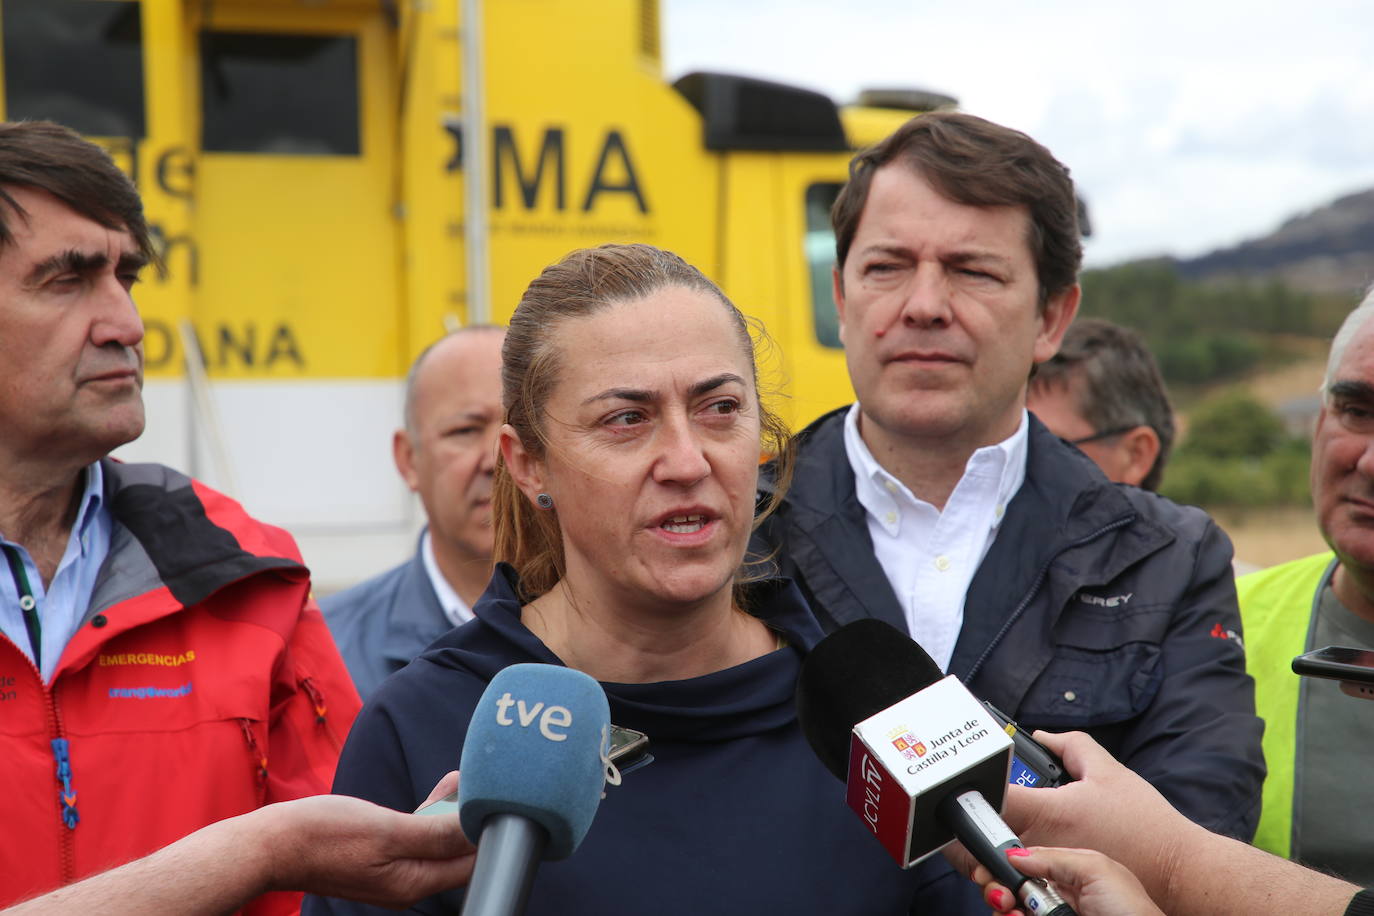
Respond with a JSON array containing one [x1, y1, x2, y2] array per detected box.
[[1174, 188, 1374, 295]]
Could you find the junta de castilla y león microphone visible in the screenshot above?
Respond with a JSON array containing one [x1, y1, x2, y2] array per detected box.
[[797, 618, 1076, 916]]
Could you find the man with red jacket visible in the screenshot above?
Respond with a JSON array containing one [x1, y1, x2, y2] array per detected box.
[[0, 121, 360, 913]]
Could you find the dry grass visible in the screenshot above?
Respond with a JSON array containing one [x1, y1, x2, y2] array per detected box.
[[1172, 352, 1327, 440], [1212, 506, 1329, 572], [1242, 358, 1326, 409]]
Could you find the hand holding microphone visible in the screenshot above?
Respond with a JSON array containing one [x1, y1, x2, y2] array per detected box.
[[962, 728, 1211, 916], [974, 846, 1163, 916], [796, 619, 1076, 916]]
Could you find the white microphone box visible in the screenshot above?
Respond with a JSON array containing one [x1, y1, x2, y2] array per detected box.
[[844, 675, 1013, 867]]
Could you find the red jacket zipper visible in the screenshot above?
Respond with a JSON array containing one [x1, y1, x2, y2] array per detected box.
[[238, 717, 270, 788], [299, 675, 343, 752], [13, 637, 80, 887]]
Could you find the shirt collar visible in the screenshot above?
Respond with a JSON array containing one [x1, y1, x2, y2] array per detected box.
[[77, 459, 104, 517], [842, 403, 1028, 525], [62, 463, 107, 559], [0, 463, 106, 554], [421, 529, 473, 627], [976, 412, 1028, 523], [73, 462, 106, 557]]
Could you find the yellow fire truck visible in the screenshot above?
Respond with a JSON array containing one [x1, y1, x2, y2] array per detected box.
[[0, 0, 945, 585]]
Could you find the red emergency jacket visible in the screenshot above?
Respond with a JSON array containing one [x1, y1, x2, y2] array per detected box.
[[0, 460, 361, 913]]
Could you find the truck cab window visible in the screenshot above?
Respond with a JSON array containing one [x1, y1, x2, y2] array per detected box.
[[200, 31, 359, 155], [2, 0, 145, 138], [805, 182, 843, 349]]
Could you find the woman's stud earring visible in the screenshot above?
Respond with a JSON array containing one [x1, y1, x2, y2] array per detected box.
[[536, 493, 554, 509]]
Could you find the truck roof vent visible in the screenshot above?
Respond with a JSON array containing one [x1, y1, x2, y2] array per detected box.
[[856, 88, 959, 112], [639, 0, 661, 62], [673, 72, 848, 152]]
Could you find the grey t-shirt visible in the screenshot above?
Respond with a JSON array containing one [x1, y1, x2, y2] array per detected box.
[[1293, 583, 1374, 884]]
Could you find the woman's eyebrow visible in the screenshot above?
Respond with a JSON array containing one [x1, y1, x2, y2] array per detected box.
[[582, 373, 746, 407]]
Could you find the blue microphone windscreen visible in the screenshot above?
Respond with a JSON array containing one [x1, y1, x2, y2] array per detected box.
[[459, 663, 611, 860]]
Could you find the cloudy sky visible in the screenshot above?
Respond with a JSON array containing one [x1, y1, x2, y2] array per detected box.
[[664, 0, 1374, 267]]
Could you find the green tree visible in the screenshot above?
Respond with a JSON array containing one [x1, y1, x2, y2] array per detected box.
[[1078, 260, 1328, 389], [1160, 392, 1311, 510], [1180, 391, 1286, 461]]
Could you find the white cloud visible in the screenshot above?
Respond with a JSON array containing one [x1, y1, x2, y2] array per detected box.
[[665, 0, 1374, 267]]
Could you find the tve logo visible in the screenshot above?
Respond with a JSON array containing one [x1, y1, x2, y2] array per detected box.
[[494, 692, 572, 741]]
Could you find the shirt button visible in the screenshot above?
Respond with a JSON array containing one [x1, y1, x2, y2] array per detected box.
[[91, 614, 108, 628], [995, 504, 1006, 520], [884, 511, 897, 525], [884, 480, 898, 494], [934, 555, 951, 572], [1063, 690, 1077, 702]]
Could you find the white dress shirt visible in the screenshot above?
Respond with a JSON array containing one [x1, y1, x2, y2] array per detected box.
[[842, 404, 1028, 671], [420, 531, 475, 628]]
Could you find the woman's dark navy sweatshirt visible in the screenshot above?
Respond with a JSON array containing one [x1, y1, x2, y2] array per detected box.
[[304, 566, 979, 915]]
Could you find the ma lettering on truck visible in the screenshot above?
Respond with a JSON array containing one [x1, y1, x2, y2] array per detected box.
[[0, 0, 948, 590]]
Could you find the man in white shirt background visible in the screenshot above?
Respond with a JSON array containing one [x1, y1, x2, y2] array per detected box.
[[323, 327, 504, 700]]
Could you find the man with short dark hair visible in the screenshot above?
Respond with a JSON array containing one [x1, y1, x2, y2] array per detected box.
[[755, 113, 1263, 858], [322, 327, 504, 700], [0, 121, 360, 913], [1028, 317, 1175, 490]]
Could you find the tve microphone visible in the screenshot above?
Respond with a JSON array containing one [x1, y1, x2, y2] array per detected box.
[[458, 664, 612, 916], [797, 619, 1075, 916]]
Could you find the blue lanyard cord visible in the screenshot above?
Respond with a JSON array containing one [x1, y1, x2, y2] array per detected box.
[[2, 544, 40, 663]]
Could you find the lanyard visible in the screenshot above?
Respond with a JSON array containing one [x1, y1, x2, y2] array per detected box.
[[2, 545, 79, 830], [2, 544, 41, 663]]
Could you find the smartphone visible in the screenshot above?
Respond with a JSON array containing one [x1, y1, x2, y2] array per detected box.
[[418, 724, 651, 817], [608, 725, 650, 767], [1292, 645, 1374, 687]]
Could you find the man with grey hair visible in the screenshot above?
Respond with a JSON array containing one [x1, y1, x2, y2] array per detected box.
[[0, 120, 360, 911], [1236, 288, 1374, 884], [1027, 317, 1175, 491], [322, 327, 505, 700]]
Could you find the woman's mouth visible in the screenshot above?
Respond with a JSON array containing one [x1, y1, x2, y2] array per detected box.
[[661, 514, 707, 534]]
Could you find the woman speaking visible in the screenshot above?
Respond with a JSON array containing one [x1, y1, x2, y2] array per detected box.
[[305, 245, 964, 914]]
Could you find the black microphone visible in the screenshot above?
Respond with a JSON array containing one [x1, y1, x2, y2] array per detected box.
[[797, 619, 1075, 916]]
